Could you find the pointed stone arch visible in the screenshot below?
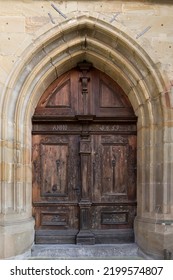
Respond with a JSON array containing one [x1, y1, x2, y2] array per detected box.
[[0, 15, 171, 259]]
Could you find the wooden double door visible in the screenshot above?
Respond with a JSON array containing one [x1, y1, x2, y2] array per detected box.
[[32, 62, 137, 244]]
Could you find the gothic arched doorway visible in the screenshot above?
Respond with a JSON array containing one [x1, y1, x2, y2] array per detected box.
[[32, 61, 137, 244]]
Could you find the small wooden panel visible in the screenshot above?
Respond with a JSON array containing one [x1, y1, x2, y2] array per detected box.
[[92, 69, 134, 117], [80, 139, 91, 154], [41, 143, 68, 196], [41, 212, 68, 227], [100, 80, 125, 108], [34, 205, 79, 243], [35, 230, 79, 244], [34, 71, 79, 116], [32, 134, 81, 202], [101, 212, 128, 225], [47, 80, 71, 107], [101, 143, 127, 194], [91, 205, 136, 230]]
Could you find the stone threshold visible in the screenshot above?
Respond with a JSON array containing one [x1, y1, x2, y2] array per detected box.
[[30, 243, 143, 259]]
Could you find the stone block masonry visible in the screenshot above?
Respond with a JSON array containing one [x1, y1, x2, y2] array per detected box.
[[0, 0, 173, 259]]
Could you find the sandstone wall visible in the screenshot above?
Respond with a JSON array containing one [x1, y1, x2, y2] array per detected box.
[[0, 1, 172, 86], [0, 0, 173, 259]]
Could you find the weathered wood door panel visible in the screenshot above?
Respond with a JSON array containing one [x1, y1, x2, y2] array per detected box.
[[32, 62, 137, 244], [32, 133, 81, 243], [90, 133, 136, 243], [91, 134, 136, 200]]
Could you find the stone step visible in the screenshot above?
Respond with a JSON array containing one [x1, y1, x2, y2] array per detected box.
[[31, 243, 142, 259]]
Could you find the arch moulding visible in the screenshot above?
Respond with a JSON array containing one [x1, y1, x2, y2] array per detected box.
[[0, 15, 172, 259]]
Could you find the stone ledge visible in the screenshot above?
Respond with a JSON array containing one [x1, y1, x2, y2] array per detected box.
[[31, 243, 141, 259]]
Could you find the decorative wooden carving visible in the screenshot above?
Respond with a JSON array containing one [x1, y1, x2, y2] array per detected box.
[[80, 139, 91, 154], [80, 77, 90, 95], [41, 143, 68, 196], [101, 212, 128, 225], [41, 213, 68, 226], [32, 63, 137, 244], [78, 61, 92, 115]]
